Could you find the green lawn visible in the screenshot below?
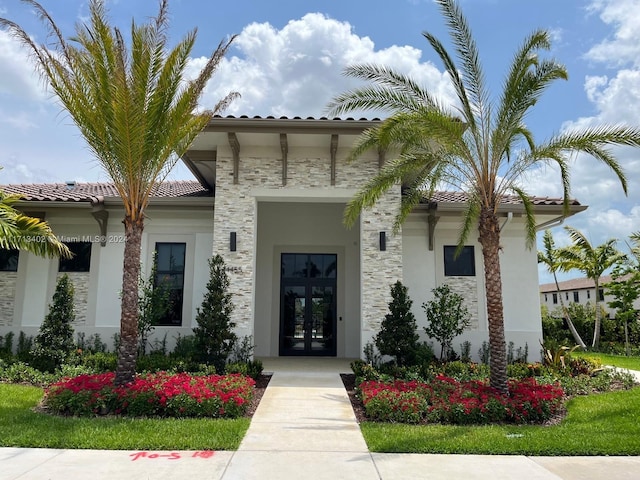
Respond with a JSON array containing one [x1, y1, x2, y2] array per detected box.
[[361, 386, 640, 455], [574, 352, 640, 371], [0, 383, 250, 450]]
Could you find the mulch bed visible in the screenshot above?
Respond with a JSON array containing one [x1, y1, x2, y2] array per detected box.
[[341, 373, 367, 423], [245, 374, 271, 418]]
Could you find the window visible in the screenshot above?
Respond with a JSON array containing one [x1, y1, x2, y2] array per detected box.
[[587, 290, 591, 299], [154, 242, 186, 326], [598, 288, 604, 301], [573, 291, 579, 303], [0, 249, 19, 271], [443, 246, 475, 276], [544, 294, 548, 302], [59, 242, 91, 272], [552, 293, 558, 304]]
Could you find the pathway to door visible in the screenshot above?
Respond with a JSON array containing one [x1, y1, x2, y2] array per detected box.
[[221, 357, 375, 479]]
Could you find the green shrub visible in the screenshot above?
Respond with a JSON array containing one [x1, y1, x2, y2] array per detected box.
[[193, 255, 237, 372], [81, 352, 118, 372], [31, 274, 76, 372], [136, 353, 175, 373], [0, 361, 53, 386], [375, 281, 419, 366], [423, 284, 470, 361], [171, 333, 198, 360], [226, 359, 263, 380]]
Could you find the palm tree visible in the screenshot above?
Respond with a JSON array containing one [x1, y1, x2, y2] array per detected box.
[[538, 229, 586, 348], [327, 0, 640, 393], [0, 0, 238, 385], [0, 187, 71, 258], [560, 226, 625, 349]]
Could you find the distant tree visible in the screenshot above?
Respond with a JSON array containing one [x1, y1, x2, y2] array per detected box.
[[375, 281, 419, 366], [423, 284, 471, 360], [193, 255, 237, 373], [560, 226, 625, 348], [538, 229, 586, 348], [32, 274, 76, 371]]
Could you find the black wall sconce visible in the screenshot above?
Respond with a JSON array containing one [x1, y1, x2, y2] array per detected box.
[[379, 231, 386, 251], [230, 232, 237, 252]]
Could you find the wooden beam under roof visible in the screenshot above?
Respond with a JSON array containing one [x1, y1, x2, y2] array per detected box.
[[280, 133, 288, 186], [330, 134, 338, 186], [228, 132, 240, 185]]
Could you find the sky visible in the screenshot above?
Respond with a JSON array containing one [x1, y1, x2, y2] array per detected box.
[[0, 0, 639, 284]]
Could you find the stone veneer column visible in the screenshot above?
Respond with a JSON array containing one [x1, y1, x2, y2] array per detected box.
[[360, 186, 403, 350], [56, 272, 90, 326], [212, 156, 255, 336], [0, 272, 17, 326]]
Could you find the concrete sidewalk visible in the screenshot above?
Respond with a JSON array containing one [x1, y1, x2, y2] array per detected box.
[[1, 358, 639, 479]]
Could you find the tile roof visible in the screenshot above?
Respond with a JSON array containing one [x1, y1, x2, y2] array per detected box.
[[540, 275, 613, 292], [1, 181, 211, 202], [425, 191, 580, 207], [1, 180, 576, 208]]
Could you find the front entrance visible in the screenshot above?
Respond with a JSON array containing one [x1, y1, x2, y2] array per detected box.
[[279, 253, 337, 356]]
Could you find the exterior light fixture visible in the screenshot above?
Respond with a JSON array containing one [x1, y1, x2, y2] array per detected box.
[[230, 232, 237, 252], [379, 231, 386, 251]]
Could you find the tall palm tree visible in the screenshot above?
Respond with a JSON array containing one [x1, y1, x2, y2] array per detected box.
[[560, 226, 625, 349], [0, 188, 71, 258], [0, 0, 238, 385], [327, 0, 640, 393], [538, 229, 586, 348]]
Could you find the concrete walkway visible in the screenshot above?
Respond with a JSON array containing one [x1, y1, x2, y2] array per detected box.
[[1, 358, 640, 479]]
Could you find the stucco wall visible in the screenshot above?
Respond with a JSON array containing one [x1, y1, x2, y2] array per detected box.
[[402, 212, 543, 361]]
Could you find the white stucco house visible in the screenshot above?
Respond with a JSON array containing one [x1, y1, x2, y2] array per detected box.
[[0, 116, 586, 359]]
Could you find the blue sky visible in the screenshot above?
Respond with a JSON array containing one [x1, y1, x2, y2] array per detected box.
[[0, 0, 639, 283]]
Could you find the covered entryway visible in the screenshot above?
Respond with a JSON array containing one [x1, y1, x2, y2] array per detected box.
[[280, 253, 337, 356]]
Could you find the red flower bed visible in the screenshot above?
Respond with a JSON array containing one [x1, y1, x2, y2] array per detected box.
[[359, 375, 563, 424], [44, 372, 255, 418]]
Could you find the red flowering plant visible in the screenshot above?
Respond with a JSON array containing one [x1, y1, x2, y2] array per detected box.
[[43, 372, 255, 418], [359, 375, 563, 425]]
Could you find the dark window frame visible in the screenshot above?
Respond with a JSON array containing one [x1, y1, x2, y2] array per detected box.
[[443, 245, 476, 277], [59, 242, 92, 272], [0, 249, 19, 272], [154, 242, 186, 327], [573, 291, 579, 303]]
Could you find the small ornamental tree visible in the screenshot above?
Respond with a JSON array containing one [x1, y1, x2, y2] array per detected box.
[[138, 252, 171, 356], [375, 281, 419, 366], [32, 274, 76, 371], [423, 284, 470, 360], [607, 265, 640, 356], [193, 255, 237, 372]]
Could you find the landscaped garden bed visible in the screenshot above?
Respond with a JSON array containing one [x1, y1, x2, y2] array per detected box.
[[43, 371, 256, 418]]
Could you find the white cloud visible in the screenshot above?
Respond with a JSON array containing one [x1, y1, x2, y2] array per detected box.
[[0, 30, 47, 101], [586, 0, 640, 67], [189, 13, 455, 118]]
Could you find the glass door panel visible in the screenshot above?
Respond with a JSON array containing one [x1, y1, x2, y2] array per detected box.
[[281, 286, 306, 352], [310, 286, 335, 353]]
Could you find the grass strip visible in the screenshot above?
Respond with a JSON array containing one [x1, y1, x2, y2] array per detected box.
[[574, 352, 640, 371], [0, 384, 250, 450], [361, 386, 640, 455]]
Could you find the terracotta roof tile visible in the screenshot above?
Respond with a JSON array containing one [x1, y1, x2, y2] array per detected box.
[[1, 180, 211, 202], [425, 192, 580, 207]]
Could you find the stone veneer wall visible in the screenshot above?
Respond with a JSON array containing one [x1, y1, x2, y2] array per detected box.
[[213, 146, 402, 344], [55, 272, 90, 326], [0, 272, 17, 326], [445, 276, 479, 329], [360, 189, 403, 334]]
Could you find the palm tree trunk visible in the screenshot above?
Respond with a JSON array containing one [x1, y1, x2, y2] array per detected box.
[[114, 216, 144, 386], [553, 273, 587, 348], [478, 208, 508, 395]]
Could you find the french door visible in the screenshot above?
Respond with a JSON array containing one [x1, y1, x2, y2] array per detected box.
[[280, 253, 337, 356]]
